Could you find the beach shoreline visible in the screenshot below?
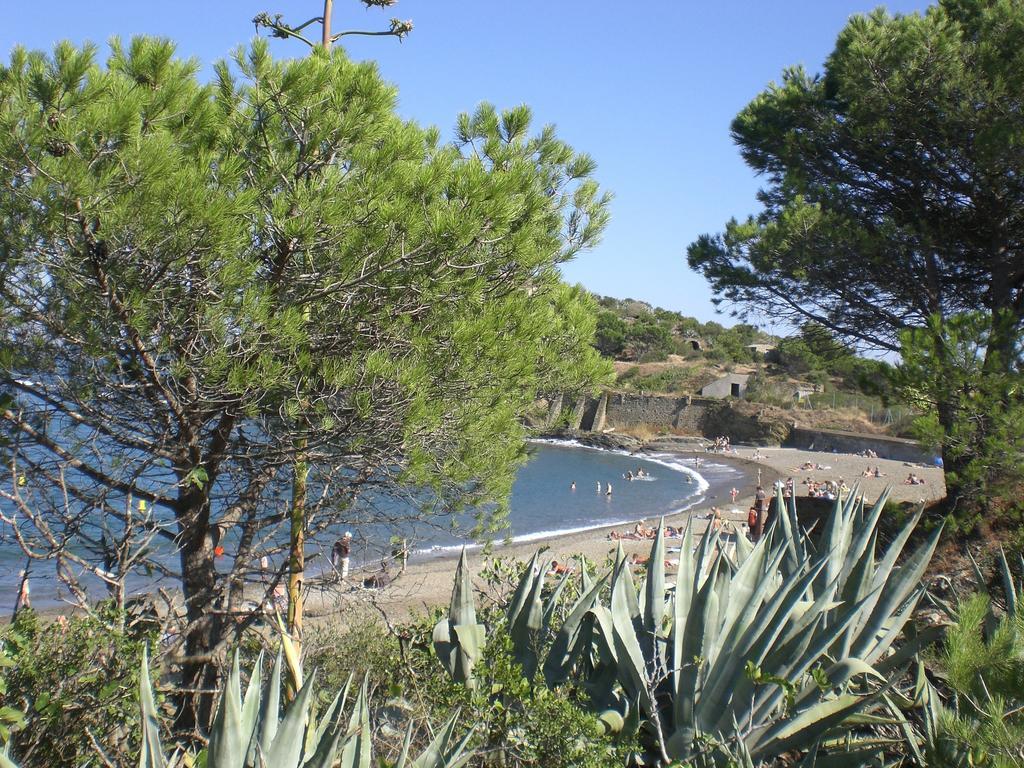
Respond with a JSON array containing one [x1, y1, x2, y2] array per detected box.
[[10, 442, 946, 625]]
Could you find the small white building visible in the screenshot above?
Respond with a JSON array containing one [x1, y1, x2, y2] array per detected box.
[[699, 373, 750, 399]]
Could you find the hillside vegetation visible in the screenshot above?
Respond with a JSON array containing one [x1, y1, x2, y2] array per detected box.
[[591, 295, 908, 435]]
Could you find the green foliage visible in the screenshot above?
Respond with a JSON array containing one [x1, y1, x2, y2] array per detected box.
[[305, 616, 628, 767], [615, 365, 711, 395], [0, 34, 612, 701], [433, 490, 942, 765], [624, 318, 674, 362], [1, 605, 157, 768], [593, 311, 627, 358], [0, 647, 24, 746], [687, 0, 1024, 512], [895, 313, 1024, 526], [920, 589, 1024, 767]]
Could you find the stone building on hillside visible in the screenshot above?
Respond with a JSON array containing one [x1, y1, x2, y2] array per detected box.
[[699, 373, 750, 399]]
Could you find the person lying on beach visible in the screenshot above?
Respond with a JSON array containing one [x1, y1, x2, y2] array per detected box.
[[629, 553, 679, 568], [873, 467, 886, 477], [609, 522, 657, 540], [548, 560, 572, 576]]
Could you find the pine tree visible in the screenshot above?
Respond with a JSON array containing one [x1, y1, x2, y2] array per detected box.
[[0, 37, 611, 727]]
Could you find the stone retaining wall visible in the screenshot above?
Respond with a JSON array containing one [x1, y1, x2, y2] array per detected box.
[[786, 427, 930, 463], [546, 391, 928, 459]]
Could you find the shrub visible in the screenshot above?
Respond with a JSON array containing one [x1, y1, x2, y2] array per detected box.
[[2, 604, 157, 767], [305, 612, 628, 768]]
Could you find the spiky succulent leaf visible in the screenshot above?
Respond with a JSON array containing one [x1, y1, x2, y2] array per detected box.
[[138, 646, 167, 768]]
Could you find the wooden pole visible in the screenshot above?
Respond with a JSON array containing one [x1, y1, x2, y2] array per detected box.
[[322, 0, 333, 47]]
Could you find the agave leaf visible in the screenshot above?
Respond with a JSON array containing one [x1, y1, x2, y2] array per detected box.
[[852, 525, 941, 661], [304, 675, 353, 768], [450, 549, 477, 627], [338, 677, 372, 768], [839, 489, 887, 588], [734, 521, 754, 564], [746, 691, 878, 758], [208, 651, 246, 768], [433, 549, 485, 688], [508, 553, 546, 678], [313, 673, 352, 748], [257, 650, 283, 757], [239, 652, 262, 759], [262, 669, 316, 768], [882, 691, 926, 767], [506, 552, 541, 632], [404, 710, 474, 768], [580, 556, 594, 592], [609, 559, 653, 714], [861, 586, 928, 665], [274, 614, 303, 692], [612, 542, 641, 621], [394, 720, 416, 768], [671, 517, 695, 696], [752, 588, 883, 724], [138, 646, 167, 768], [793, 658, 884, 709], [304, 716, 346, 768], [709, 558, 830, 736], [644, 519, 667, 637], [541, 565, 573, 633], [543, 570, 608, 687], [816, 493, 848, 594], [697, 548, 788, 732], [670, 557, 720, 759]]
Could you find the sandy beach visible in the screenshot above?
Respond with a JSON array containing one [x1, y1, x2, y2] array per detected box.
[[307, 444, 946, 624]]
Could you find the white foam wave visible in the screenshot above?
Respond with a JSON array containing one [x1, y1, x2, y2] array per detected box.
[[413, 488, 711, 558]]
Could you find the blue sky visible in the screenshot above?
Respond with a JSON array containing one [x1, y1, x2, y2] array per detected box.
[[3, 1, 930, 330]]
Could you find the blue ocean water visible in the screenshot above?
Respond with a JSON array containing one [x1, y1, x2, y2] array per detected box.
[[1, 441, 742, 611]]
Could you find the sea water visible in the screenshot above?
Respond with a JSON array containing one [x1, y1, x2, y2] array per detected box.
[[0, 441, 742, 611]]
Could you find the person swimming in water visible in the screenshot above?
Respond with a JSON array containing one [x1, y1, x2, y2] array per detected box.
[[570, 481, 576, 491], [596, 481, 601, 493], [605, 482, 613, 496]]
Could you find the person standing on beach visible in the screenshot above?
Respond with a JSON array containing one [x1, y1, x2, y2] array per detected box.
[[752, 485, 768, 540], [16, 570, 30, 612], [730, 487, 739, 503], [332, 532, 353, 580]]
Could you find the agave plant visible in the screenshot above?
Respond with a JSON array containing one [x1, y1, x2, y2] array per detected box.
[[895, 547, 1024, 767], [432, 549, 486, 690], [432, 548, 607, 691], [435, 484, 942, 765], [139, 644, 474, 768]]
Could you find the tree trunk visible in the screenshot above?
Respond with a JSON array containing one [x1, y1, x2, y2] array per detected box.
[[174, 497, 224, 734], [934, 391, 985, 524]]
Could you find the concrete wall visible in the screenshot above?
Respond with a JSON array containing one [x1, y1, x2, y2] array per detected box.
[[786, 427, 930, 463], [568, 391, 714, 434]]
